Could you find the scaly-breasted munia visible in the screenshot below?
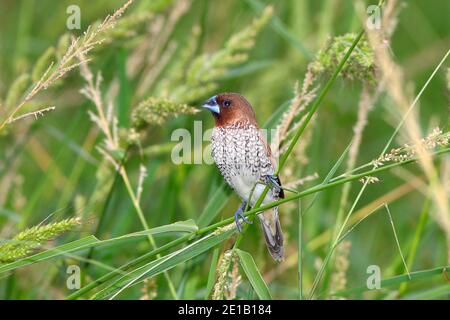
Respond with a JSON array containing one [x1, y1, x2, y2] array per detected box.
[[203, 93, 284, 261]]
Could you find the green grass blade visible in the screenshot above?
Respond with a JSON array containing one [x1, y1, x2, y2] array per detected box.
[[67, 234, 193, 300], [93, 227, 237, 299], [398, 199, 429, 295], [116, 48, 131, 127], [298, 200, 303, 300], [0, 220, 198, 274], [0, 236, 99, 274], [276, 30, 364, 174], [236, 249, 272, 300], [199, 147, 450, 235], [122, 219, 198, 236], [402, 283, 450, 300], [204, 248, 220, 299], [329, 266, 449, 298]]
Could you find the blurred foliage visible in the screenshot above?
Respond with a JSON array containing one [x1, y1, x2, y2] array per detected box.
[[0, 0, 449, 300]]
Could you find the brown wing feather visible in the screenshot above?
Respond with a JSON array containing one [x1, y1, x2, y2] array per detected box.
[[257, 130, 284, 198]]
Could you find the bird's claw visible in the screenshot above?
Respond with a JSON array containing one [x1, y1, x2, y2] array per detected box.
[[234, 202, 252, 233], [264, 175, 282, 194]]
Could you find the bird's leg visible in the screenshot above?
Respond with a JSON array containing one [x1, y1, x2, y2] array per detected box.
[[234, 201, 253, 233], [263, 175, 282, 194]]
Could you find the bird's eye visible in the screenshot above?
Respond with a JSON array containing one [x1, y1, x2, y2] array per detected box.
[[223, 100, 231, 107]]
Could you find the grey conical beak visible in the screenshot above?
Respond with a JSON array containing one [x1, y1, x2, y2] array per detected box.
[[203, 95, 220, 114]]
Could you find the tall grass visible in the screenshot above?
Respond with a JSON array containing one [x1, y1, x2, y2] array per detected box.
[[0, 0, 449, 300]]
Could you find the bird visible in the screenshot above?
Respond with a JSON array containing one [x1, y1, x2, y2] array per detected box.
[[203, 92, 284, 261]]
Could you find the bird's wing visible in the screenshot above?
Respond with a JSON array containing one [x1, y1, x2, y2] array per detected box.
[[257, 128, 276, 168], [257, 129, 285, 199]]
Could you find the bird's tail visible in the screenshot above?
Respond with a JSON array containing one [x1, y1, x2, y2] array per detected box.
[[258, 207, 284, 262]]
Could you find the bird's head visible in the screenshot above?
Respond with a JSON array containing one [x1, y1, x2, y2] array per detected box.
[[202, 93, 257, 127]]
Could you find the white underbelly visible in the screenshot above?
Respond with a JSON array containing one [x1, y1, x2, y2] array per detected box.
[[229, 171, 276, 206]]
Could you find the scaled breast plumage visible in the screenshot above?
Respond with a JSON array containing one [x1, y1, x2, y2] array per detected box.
[[211, 122, 275, 202]]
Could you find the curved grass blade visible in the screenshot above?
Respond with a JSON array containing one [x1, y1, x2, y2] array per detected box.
[[93, 227, 237, 299], [402, 283, 450, 300], [235, 249, 272, 300], [0, 236, 98, 274], [204, 248, 220, 299], [67, 234, 193, 300], [328, 266, 449, 298], [0, 220, 198, 274]]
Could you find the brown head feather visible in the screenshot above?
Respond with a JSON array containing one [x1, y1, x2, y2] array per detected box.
[[212, 93, 258, 127]]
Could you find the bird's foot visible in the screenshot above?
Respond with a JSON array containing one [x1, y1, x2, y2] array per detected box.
[[234, 202, 252, 233], [264, 175, 282, 194]]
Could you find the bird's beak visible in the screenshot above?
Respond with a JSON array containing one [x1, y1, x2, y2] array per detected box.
[[203, 95, 220, 114]]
